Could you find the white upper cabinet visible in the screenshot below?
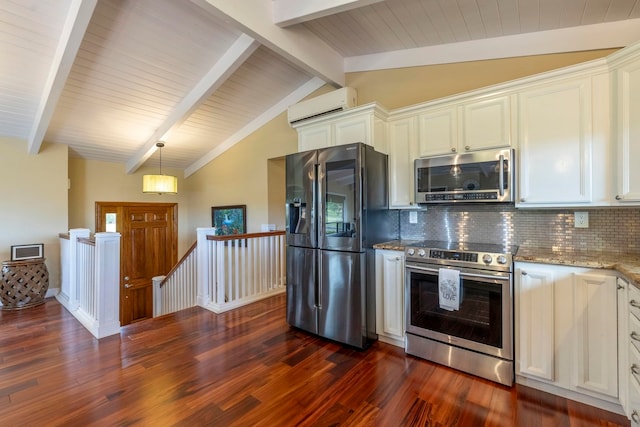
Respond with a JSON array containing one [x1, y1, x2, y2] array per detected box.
[[298, 123, 332, 152], [611, 45, 640, 204], [417, 105, 457, 156], [293, 103, 388, 154], [417, 94, 512, 157], [516, 72, 611, 208], [388, 116, 418, 208], [462, 95, 513, 152]]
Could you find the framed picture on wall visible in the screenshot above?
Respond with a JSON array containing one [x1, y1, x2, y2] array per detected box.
[[211, 205, 247, 236]]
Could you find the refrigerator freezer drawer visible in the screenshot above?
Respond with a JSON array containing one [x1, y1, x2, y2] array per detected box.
[[318, 250, 368, 348], [286, 246, 317, 334]]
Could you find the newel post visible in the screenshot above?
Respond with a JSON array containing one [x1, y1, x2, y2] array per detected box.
[[64, 228, 90, 311], [94, 232, 121, 338], [196, 227, 216, 308]]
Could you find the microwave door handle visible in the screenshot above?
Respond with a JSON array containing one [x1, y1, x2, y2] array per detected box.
[[498, 154, 505, 197]]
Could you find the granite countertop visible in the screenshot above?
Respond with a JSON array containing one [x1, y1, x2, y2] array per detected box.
[[373, 240, 640, 286], [514, 247, 640, 285], [373, 240, 421, 251]]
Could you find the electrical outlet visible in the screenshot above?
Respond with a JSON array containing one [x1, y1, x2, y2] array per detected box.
[[574, 212, 589, 228], [409, 211, 418, 224]]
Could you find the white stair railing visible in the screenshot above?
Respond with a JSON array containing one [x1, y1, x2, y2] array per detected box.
[[153, 242, 198, 317], [197, 229, 286, 314], [57, 230, 121, 339]]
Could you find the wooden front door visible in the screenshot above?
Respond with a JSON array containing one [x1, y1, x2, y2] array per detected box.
[[96, 202, 177, 325]]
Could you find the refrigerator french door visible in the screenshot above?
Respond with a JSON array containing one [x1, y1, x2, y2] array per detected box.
[[286, 143, 387, 349]]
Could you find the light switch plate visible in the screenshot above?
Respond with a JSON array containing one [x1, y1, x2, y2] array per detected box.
[[409, 211, 418, 224], [574, 212, 589, 228]]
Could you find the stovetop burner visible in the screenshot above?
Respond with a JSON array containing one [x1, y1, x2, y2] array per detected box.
[[405, 240, 518, 271]]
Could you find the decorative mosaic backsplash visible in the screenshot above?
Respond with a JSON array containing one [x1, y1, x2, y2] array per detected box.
[[398, 205, 640, 254]]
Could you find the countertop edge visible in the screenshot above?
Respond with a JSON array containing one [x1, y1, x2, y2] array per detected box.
[[373, 241, 640, 287]]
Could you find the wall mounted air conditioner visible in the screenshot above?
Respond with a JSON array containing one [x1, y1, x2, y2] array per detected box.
[[288, 87, 357, 124]]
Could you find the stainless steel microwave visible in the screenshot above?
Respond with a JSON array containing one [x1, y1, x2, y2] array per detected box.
[[415, 148, 515, 203]]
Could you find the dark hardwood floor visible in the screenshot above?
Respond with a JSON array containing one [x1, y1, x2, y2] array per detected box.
[[0, 295, 630, 426]]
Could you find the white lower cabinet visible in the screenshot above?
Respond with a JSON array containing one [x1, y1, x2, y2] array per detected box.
[[375, 249, 405, 347], [515, 262, 620, 411]]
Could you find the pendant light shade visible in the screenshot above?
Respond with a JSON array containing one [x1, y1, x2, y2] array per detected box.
[[143, 142, 178, 194]]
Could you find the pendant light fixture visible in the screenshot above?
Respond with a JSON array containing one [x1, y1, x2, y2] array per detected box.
[[142, 142, 178, 194]]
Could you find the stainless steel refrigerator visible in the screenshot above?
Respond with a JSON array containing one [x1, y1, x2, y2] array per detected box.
[[285, 143, 394, 349]]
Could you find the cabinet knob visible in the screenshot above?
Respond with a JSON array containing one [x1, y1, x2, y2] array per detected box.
[[521, 271, 528, 276], [464, 145, 470, 151], [451, 147, 457, 153], [618, 284, 625, 290], [520, 198, 526, 203], [632, 410, 640, 424], [616, 195, 622, 201]]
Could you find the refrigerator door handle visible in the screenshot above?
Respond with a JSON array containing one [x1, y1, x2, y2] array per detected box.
[[316, 249, 322, 309], [312, 163, 319, 249]]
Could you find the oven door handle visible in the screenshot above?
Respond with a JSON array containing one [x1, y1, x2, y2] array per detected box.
[[406, 264, 509, 281]]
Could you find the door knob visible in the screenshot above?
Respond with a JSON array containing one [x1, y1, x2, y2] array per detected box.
[[124, 284, 132, 289]]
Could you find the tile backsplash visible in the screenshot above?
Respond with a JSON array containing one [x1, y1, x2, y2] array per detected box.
[[399, 205, 640, 254]]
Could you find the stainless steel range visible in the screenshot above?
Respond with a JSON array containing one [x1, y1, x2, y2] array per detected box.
[[404, 240, 517, 386]]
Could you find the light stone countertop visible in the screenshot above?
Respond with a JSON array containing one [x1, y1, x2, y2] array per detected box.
[[373, 240, 640, 287], [373, 240, 422, 251], [514, 247, 640, 286]]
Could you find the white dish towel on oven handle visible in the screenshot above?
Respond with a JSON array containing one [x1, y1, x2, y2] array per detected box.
[[439, 268, 461, 311]]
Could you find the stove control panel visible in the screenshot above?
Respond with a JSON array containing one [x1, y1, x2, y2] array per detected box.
[[404, 241, 515, 272], [430, 250, 478, 263]]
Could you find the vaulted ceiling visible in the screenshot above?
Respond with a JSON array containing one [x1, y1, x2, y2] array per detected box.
[[2, 0, 639, 177]]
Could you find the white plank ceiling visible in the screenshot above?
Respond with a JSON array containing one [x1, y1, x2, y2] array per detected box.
[[1, 0, 639, 176]]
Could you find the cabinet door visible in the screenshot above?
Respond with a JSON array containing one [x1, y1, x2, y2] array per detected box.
[[298, 124, 332, 151], [462, 95, 512, 151], [375, 250, 405, 347], [615, 59, 640, 203], [417, 106, 457, 157], [573, 272, 618, 397], [334, 114, 371, 146], [517, 78, 593, 206], [516, 264, 555, 381], [388, 117, 417, 208]]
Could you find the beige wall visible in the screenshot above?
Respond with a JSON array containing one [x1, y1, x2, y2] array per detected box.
[[347, 49, 618, 109], [184, 111, 298, 241], [0, 138, 68, 292], [67, 158, 192, 254]]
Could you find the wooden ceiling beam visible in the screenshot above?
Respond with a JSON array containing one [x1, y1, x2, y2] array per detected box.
[[191, 0, 345, 87], [184, 77, 326, 177], [272, 0, 384, 27], [125, 34, 259, 174], [27, 0, 97, 155]]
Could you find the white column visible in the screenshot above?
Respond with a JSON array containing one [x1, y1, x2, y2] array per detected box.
[[196, 227, 216, 307], [66, 228, 90, 311], [93, 232, 121, 339], [152, 275, 165, 317]]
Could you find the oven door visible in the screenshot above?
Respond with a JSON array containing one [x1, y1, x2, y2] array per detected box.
[[405, 262, 513, 360]]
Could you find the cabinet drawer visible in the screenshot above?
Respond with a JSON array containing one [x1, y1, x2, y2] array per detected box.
[[630, 284, 640, 321], [632, 311, 640, 353], [629, 345, 640, 424]]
